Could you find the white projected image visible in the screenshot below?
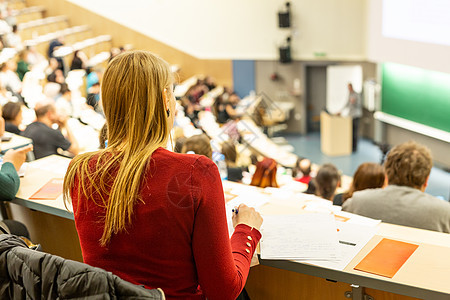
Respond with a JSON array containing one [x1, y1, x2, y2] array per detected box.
[[382, 0, 450, 47]]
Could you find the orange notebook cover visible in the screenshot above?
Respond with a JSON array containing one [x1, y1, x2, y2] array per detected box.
[[354, 238, 418, 278], [29, 178, 64, 200]]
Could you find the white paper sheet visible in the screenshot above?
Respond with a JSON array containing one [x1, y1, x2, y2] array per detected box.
[[301, 222, 376, 270], [260, 213, 340, 260], [29, 158, 70, 175]]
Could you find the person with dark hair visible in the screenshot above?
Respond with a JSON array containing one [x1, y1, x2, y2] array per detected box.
[[2, 101, 22, 134], [70, 50, 87, 70], [292, 158, 312, 184], [250, 158, 279, 188], [313, 163, 341, 200], [333, 162, 386, 206], [222, 141, 247, 182], [343, 141, 450, 233], [181, 134, 212, 159], [48, 37, 66, 74], [214, 92, 241, 124], [22, 102, 79, 159], [174, 136, 186, 153], [86, 82, 101, 111]]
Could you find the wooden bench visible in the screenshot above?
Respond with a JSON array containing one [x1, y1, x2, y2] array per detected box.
[[14, 6, 45, 23], [18, 16, 69, 40]]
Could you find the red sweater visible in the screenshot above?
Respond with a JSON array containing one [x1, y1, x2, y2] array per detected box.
[[71, 148, 261, 300]]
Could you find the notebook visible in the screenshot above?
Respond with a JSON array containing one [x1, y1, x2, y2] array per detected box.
[[354, 238, 419, 278]]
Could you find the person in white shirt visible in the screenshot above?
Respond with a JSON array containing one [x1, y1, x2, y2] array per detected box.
[[55, 83, 73, 117], [0, 59, 22, 94], [5, 25, 22, 51]]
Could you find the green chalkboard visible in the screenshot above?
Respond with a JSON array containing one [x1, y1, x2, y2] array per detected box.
[[381, 63, 450, 132]]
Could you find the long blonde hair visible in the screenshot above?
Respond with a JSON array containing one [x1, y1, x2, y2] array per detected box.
[[63, 50, 173, 246]]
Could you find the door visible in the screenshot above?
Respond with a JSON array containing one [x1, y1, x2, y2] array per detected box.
[[306, 66, 327, 132]]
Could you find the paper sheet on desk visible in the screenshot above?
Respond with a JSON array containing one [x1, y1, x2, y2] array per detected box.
[[260, 214, 340, 260], [302, 222, 376, 271], [29, 158, 70, 176]]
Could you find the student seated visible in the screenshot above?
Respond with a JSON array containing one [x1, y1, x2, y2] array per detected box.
[[221, 141, 247, 183], [333, 162, 386, 206], [343, 141, 450, 233], [181, 134, 212, 159], [55, 83, 73, 117], [250, 157, 279, 188], [292, 158, 312, 184], [214, 92, 241, 124], [313, 163, 340, 201], [22, 102, 79, 159], [63, 51, 263, 300], [2, 101, 23, 135], [0, 107, 33, 201]]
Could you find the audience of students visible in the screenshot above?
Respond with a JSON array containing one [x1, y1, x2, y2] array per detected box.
[[2, 101, 22, 134], [22, 102, 79, 159], [250, 157, 279, 188], [63, 51, 262, 299], [343, 141, 450, 233], [333, 162, 386, 206]]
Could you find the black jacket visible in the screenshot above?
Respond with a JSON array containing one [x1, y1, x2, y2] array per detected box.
[[0, 234, 165, 299]]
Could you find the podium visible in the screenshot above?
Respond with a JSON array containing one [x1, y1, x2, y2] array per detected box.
[[320, 111, 352, 156]]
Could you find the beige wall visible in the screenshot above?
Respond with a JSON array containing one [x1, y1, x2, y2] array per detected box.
[[61, 0, 367, 61], [28, 0, 233, 86]]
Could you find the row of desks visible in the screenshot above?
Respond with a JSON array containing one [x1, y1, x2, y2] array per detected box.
[[5, 154, 450, 299]]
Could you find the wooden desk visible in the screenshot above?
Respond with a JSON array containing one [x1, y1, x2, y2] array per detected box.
[[246, 196, 450, 300], [8, 157, 450, 299], [0, 134, 32, 154], [7, 155, 82, 261], [13, 155, 72, 219]]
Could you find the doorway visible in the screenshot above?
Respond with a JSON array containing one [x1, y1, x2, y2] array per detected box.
[[305, 66, 327, 133]]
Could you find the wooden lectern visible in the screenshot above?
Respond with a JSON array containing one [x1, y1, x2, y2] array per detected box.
[[320, 111, 352, 156]]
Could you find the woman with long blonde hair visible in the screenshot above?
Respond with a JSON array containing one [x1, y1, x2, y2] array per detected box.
[[63, 51, 262, 300]]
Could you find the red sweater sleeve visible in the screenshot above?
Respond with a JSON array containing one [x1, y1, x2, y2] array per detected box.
[[191, 156, 261, 300]]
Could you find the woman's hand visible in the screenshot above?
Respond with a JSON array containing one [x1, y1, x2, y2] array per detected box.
[[232, 204, 263, 231]]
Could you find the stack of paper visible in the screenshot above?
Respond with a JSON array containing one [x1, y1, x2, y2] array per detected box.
[[260, 214, 340, 260], [304, 222, 377, 270]]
